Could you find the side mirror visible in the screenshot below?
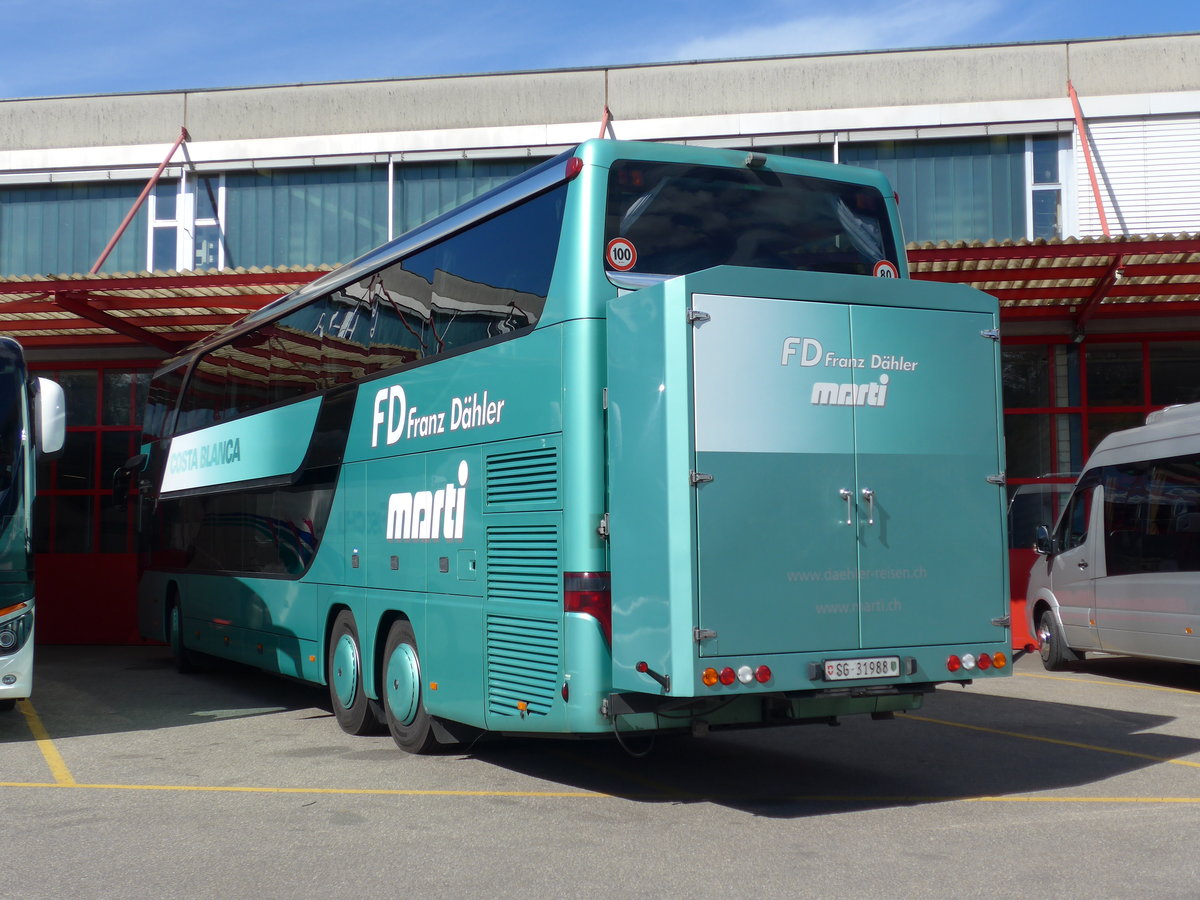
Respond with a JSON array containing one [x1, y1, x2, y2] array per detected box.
[[33, 377, 66, 458], [112, 453, 147, 509], [1034, 524, 1054, 556]]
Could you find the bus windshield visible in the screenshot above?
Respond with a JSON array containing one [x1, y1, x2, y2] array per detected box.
[[0, 347, 24, 512], [604, 159, 898, 285]]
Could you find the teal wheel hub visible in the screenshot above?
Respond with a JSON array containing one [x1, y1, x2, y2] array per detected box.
[[331, 633, 360, 709], [385, 642, 421, 726]]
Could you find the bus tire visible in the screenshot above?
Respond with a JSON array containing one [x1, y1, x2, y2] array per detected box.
[[0, 699, 15, 712], [1037, 608, 1078, 671], [381, 619, 438, 754], [327, 610, 385, 736], [168, 596, 199, 674]]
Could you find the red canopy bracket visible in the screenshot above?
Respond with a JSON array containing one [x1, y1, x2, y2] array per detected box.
[[53, 290, 181, 354]]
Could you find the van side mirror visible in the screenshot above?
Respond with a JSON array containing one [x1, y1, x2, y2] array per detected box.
[[1034, 524, 1054, 556], [34, 377, 66, 458]]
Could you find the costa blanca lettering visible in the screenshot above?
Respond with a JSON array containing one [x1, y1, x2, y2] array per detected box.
[[372, 384, 506, 448], [168, 438, 242, 475], [386, 460, 469, 542]]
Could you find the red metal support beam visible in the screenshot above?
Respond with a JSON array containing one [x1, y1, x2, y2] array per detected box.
[[90, 127, 190, 275], [1073, 254, 1126, 333], [53, 291, 183, 353], [1068, 81, 1111, 237]]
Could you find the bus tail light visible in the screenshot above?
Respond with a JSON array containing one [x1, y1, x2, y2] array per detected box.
[[564, 572, 611, 646]]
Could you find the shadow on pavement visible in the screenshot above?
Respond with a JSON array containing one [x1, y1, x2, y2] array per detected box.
[[6, 645, 1200, 820]]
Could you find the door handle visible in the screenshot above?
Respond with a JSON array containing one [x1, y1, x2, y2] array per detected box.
[[839, 488, 853, 525], [1077, 560, 1089, 570], [861, 487, 875, 525]]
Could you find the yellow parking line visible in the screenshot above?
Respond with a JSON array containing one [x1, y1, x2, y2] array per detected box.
[[18, 700, 76, 786], [1, 780, 1199, 805], [1016, 671, 1200, 696], [0, 781, 607, 797], [907, 713, 1200, 768]]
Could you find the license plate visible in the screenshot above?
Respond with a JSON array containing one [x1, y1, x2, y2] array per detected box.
[[823, 656, 901, 681]]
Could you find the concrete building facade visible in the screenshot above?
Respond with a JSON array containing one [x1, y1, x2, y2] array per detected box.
[[1, 33, 1197, 642]]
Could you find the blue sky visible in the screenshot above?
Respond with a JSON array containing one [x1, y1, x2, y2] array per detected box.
[[2, 0, 1197, 99]]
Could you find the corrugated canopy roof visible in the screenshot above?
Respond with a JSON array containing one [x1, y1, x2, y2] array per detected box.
[[0, 266, 331, 352], [0, 234, 1197, 352], [908, 234, 1200, 329]]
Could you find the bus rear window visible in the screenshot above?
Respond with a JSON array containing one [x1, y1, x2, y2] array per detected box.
[[604, 159, 898, 284]]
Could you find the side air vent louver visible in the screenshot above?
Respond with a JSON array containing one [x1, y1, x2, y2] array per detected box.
[[484, 444, 560, 509], [486, 524, 559, 603], [486, 615, 560, 718]]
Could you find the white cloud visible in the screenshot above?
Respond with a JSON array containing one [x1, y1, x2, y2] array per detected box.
[[665, 0, 1009, 61]]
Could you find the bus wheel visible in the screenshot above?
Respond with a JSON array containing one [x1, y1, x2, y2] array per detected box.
[[0, 699, 15, 712], [168, 597, 198, 674], [381, 619, 438, 754], [1037, 609, 1078, 671], [328, 610, 385, 736]]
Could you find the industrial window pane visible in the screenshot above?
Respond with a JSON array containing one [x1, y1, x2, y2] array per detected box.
[[194, 224, 221, 269], [1086, 344, 1142, 406], [1032, 189, 1061, 239], [0, 182, 149, 276], [1149, 341, 1200, 406], [53, 495, 94, 554], [102, 371, 139, 425], [1032, 136, 1060, 184], [225, 165, 387, 268], [195, 175, 220, 220], [57, 370, 98, 426], [152, 227, 176, 271], [840, 136, 1025, 243], [56, 430, 96, 491], [393, 158, 537, 236], [753, 144, 836, 163], [1002, 345, 1051, 408], [1004, 413, 1054, 479], [154, 181, 178, 221]]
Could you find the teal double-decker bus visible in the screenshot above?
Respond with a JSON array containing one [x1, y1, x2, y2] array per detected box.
[[133, 140, 1011, 752], [0, 338, 65, 711]]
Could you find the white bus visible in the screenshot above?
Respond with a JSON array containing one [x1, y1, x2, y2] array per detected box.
[[1028, 402, 1200, 670], [0, 338, 65, 711]]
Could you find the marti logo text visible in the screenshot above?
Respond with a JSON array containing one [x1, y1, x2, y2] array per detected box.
[[780, 337, 920, 408], [386, 460, 469, 542]]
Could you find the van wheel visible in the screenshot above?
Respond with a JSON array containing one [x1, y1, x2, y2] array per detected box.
[[328, 610, 385, 736], [0, 699, 15, 712], [381, 620, 438, 754], [1037, 609, 1078, 671]]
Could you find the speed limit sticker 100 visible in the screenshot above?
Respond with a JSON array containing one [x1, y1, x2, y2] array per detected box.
[[606, 237, 637, 271]]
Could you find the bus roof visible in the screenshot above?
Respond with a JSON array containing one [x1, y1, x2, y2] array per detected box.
[[165, 139, 899, 369]]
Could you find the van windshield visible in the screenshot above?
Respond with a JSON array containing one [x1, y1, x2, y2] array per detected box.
[[604, 159, 899, 286]]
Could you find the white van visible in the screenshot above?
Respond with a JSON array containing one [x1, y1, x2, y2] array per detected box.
[[1026, 402, 1200, 670]]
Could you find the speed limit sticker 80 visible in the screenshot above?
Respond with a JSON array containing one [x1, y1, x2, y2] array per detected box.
[[606, 237, 637, 271]]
